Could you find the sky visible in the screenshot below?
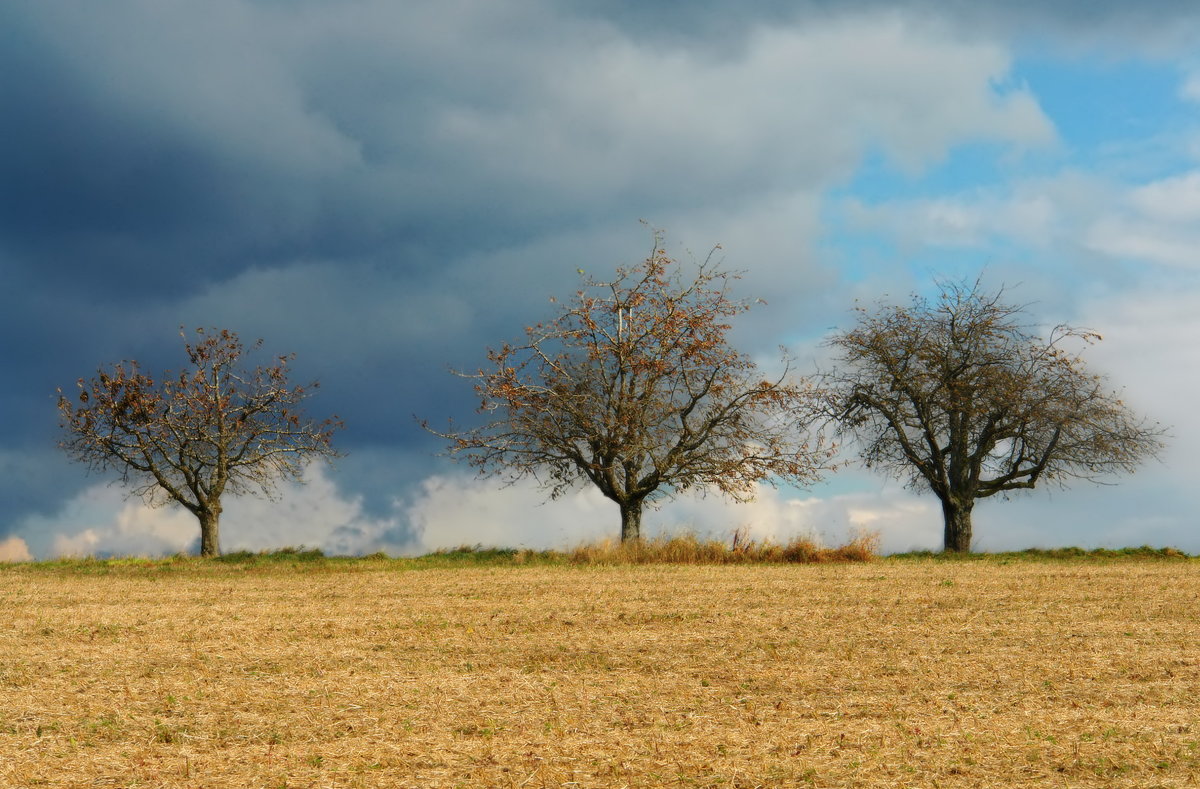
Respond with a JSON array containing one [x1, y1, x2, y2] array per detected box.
[[3, 0, 1199, 559]]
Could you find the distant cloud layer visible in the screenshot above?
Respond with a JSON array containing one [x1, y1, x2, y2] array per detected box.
[[0, 536, 32, 562], [3, 0, 1198, 556], [29, 465, 944, 558]]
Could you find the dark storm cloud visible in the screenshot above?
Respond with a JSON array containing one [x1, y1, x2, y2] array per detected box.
[[590, 0, 1200, 51], [0, 1, 699, 285], [901, 0, 1200, 48], [3, 0, 1191, 297], [0, 0, 1038, 536], [2, 0, 1193, 550], [0, 1, 641, 530]]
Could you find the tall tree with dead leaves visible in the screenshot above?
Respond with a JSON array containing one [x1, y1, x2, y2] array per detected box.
[[58, 328, 343, 557], [824, 279, 1165, 552], [427, 233, 833, 542]]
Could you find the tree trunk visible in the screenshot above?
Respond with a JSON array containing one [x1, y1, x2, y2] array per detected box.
[[198, 506, 221, 558], [619, 501, 642, 543], [940, 496, 974, 553]]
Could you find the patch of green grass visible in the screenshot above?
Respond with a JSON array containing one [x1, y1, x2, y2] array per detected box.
[[888, 545, 1193, 562], [17, 555, 190, 576], [213, 546, 329, 565], [0, 545, 567, 576], [406, 545, 563, 569], [5, 540, 1194, 576]]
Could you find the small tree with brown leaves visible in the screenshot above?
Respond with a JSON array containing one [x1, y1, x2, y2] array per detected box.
[[824, 279, 1165, 553], [427, 236, 833, 542], [58, 328, 343, 557]]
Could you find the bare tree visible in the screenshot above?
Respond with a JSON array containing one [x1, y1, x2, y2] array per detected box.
[[824, 279, 1165, 552], [426, 234, 833, 542], [58, 328, 343, 557]]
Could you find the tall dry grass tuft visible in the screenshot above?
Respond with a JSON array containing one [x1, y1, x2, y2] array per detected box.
[[568, 527, 878, 565]]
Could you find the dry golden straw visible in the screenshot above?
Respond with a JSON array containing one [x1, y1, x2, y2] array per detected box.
[[2, 558, 1198, 787]]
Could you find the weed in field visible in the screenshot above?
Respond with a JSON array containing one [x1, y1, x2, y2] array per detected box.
[[567, 528, 880, 565], [152, 721, 184, 744]]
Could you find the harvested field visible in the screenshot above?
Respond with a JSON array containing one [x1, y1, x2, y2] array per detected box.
[[2, 559, 1199, 787]]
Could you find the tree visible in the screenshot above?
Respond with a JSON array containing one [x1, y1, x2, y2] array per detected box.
[[823, 279, 1165, 552], [58, 328, 343, 557], [427, 234, 833, 542]]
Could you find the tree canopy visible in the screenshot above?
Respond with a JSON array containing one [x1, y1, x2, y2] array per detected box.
[[428, 235, 833, 541], [58, 328, 343, 556], [824, 279, 1165, 552]]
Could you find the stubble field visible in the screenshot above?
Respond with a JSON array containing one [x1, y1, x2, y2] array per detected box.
[[2, 557, 1198, 788]]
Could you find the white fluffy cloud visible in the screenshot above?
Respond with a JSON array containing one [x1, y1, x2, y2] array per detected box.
[[404, 470, 944, 554], [404, 475, 613, 551], [844, 188, 1062, 253], [1078, 286, 1200, 477], [20, 484, 199, 559], [20, 465, 412, 559], [20, 460, 946, 558], [849, 164, 1200, 273], [0, 535, 32, 562], [1085, 171, 1200, 269], [1181, 71, 1200, 103]]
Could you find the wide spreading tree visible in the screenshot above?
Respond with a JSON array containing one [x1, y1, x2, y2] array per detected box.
[[58, 328, 343, 556], [427, 235, 833, 541], [823, 279, 1165, 552]]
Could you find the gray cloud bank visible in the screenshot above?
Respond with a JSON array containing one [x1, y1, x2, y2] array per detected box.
[[2, 1, 1196, 557]]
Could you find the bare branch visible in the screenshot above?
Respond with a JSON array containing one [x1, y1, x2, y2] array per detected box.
[[422, 231, 834, 541], [58, 328, 344, 556], [823, 277, 1166, 552]]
